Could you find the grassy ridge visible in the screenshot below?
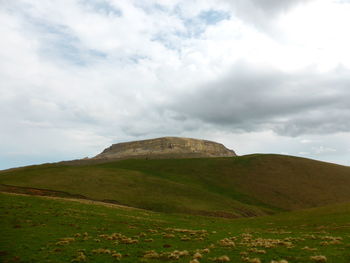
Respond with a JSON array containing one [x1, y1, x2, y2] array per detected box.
[[1, 154, 350, 216], [1, 192, 350, 263]]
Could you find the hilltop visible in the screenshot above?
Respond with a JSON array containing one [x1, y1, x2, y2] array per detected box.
[[93, 137, 236, 160]]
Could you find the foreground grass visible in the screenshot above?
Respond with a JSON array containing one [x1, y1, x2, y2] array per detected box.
[[1, 193, 350, 263]]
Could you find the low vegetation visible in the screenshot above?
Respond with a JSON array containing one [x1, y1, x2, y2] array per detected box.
[[1, 154, 350, 217], [1, 155, 349, 262], [1, 192, 350, 263]]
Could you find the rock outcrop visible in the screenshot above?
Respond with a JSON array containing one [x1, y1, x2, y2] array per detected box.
[[94, 137, 236, 160]]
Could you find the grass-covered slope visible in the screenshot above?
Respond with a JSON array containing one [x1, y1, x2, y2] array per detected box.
[[1, 192, 350, 263], [1, 154, 350, 217]]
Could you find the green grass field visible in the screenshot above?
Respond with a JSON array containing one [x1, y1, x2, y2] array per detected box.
[[1, 155, 350, 262], [1, 155, 350, 217], [1, 192, 350, 263]]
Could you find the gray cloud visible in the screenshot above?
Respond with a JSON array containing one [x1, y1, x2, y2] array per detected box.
[[169, 63, 350, 136], [221, 0, 313, 32], [238, 0, 307, 15]]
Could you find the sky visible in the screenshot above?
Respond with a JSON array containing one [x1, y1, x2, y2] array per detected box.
[[1, 0, 350, 169]]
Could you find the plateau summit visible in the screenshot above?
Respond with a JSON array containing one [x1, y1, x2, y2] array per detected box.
[[94, 137, 236, 160]]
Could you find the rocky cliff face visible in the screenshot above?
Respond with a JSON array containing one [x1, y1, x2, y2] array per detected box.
[[94, 137, 236, 160]]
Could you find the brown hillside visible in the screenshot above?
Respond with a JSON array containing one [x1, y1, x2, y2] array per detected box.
[[0, 154, 349, 216], [229, 154, 350, 210]]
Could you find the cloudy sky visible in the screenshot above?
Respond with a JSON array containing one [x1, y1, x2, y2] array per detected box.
[[1, 0, 350, 169]]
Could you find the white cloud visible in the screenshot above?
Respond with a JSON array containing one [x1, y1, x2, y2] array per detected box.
[[278, 0, 350, 70]]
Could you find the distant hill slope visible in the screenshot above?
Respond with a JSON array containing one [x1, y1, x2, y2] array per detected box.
[[1, 154, 350, 217]]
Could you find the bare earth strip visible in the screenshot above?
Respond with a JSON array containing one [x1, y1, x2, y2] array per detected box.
[[0, 191, 145, 211]]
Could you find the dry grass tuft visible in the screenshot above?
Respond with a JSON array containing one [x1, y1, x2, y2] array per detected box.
[[218, 238, 236, 247], [143, 250, 159, 259], [193, 252, 202, 259], [310, 255, 327, 262], [242, 257, 261, 263], [71, 252, 86, 262], [111, 253, 122, 260], [301, 246, 317, 251], [56, 237, 75, 246], [213, 255, 230, 262], [91, 248, 111, 254]]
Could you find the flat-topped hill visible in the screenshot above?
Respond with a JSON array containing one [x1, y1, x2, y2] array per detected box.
[[94, 137, 236, 160]]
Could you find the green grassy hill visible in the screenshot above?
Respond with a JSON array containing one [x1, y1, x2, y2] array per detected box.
[[1, 154, 350, 217], [1, 192, 350, 263]]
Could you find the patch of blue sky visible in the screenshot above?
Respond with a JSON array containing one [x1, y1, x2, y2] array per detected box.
[[79, 0, 122, 17], [182, 18, 206, 38], [151, 33, 181, 52], [9, 6, 107, 66], [128, 54, 148, 64], [89, 49, 107, 59], [175, 9, 230, 39], [32, 20, 107, 66], [151, 22, 203, 51], [133, 2, 170, 14], [48, 32, 85, 65], [199, 10, 230, 25], [36, 24, 87, 66], [142, 5, 230, 51]]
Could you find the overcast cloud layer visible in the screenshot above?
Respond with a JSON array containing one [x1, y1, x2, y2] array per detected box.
[[1, 0, 350, 169]]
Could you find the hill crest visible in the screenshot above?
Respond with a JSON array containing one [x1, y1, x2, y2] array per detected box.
[[1, 154, 350, 217], [94, 137, 236, 160]]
